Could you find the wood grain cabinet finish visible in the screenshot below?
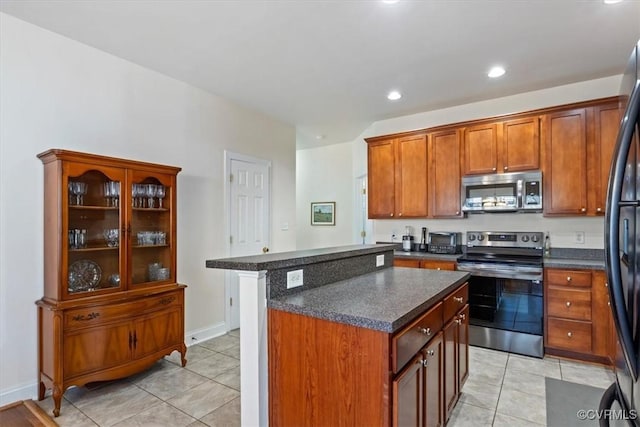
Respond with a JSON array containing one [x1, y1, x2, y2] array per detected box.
[[36, 149, 186, 417], [393, 257, 456, 271], [268, 282, 469, 427], [590, 102, 623, 215], [463, 117, 540, 175], [442, 285, 469, 423], [429, 129, 463, 218], [544, 268, 613, 364], [367, 135, 428, 218]]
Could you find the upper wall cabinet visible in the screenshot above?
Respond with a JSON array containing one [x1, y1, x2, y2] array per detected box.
[[429, 129, 463, 218], [463, 117, 540, 175], [368, 135, 428, 218], [590, 102, 623, 215]]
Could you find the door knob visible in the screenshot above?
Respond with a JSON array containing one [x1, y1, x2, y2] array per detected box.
[[262, 247, 269, 253]]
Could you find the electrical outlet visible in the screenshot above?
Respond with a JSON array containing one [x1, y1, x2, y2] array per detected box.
[[287, 269, 303, 289], [376, 254, 385, 267], [574, 231, 585, 244]]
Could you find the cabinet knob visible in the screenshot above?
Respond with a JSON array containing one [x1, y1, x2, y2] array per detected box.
[[427, 350, 435, 357], [492, 167, 497, 172], [459, 313, 466, 320], [262, 247, 269, 253], [567, 332, 573, 338], [597, 207, 602, 213], [566, 276, 572, 282], [398, 213, 403, 217], [581, 207, 587, 213], [436, 268, 441, 271], [608, 301, 611, 306], [422, 359, 429, 367], [566, 301, 571, 307], [504, 166, 508, 171], [454, 296, 464, 303], [455, 319, 462, 325], [390, 213, 394, 217], [418, 327, 431, 336], [455, 211, 460, 215], [605, 282, 608, 287]]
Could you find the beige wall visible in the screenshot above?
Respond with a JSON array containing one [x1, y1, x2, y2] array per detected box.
[[0, 13, 296, 403]]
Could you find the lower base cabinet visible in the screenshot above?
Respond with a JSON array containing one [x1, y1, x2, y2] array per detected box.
[[268, 282, 468, 427]]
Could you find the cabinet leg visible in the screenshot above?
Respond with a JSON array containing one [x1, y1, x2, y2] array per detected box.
[[52, 385, 62, 417], [38, 380, 45, 401], [180, 343, 187, 367]]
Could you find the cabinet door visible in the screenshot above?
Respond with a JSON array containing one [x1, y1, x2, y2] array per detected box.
[[63, 322, 131, 379], [395, 135, 428, 217], [457, 305, 469, 388], [63, 162, 127, 299], [543, 109, 588, 215], [133, 307, 183, 360], [592, 103, 622, 214], [592, 271, 612, 359], [128, 170, 176, 287], [502, 117, 540, 173], [368, 139, 396, 218], [442, 318, 457, 422], [429, 130, 462, 218], [424, 333, 443, 427], [463, 124, 498, 175], [393, 353, 424, 427]]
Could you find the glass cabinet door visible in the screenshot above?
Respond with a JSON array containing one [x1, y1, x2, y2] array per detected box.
[[64, 164, 125, 298], [128, 170, 175, 287]]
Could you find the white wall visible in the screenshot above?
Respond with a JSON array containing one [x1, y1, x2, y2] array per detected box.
[[296, 143, 354, 249], [298, 76, 622, 250], [0, 13, 296, 403]]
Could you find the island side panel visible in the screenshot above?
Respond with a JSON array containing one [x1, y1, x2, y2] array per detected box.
[[268, 308, 391, 427]]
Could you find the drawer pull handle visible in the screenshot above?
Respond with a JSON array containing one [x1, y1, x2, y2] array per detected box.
[[72, 312, 100, 322], [454, 296, 464, 303], [605, 282, 609, 288], [459, 313, 466, 320], [455, 319, 462, 325], [418, 327, 431, 336], [567, 332, 573, 338], [437, 268, 441, 270], [159, 296, 176, 305], [421, 359, 429, 367], [390, 213, 394, 217], [608, 301, 611, 306], [427, 350, 435, 356], [566, 276, 572, 282], [566, 301, 571, 307]]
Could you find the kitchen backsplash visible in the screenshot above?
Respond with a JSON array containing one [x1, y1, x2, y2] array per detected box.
[[372, 213, 605, 249]]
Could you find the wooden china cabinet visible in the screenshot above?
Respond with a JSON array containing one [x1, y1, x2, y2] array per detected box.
[[36, 149, 186, 417]]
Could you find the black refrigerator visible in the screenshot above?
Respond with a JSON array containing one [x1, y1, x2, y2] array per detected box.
[[601, 40, 640, 426]]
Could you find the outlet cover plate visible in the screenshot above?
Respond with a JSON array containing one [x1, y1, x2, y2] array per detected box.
[[376, 254, 385, 267], [287, 269, 303, 289]]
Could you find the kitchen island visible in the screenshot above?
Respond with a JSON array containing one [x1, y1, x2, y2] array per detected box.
[[206, 244, 469, 426]]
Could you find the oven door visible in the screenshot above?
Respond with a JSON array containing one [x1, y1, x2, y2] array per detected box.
[[457, 263, 544, 358]]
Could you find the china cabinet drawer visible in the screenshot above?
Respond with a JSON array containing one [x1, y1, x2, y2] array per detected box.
[[393, 302, 443, 373], [64, 291, 182, 328], [547, 317, 592, 353], [546, 269, 592, 288], [547, 287, 592, 321], [444, 283, 468, 321]]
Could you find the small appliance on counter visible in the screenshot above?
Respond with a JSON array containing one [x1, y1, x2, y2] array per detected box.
[[427, 231, 462, 254], [401, 226, 414, 251], [418, 227, 428, 252]]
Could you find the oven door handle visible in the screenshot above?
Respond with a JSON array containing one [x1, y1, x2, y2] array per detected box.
[[456, 263, 543, 280]]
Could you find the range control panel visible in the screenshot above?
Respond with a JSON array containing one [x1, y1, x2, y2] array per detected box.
[[466, 231, 544, 249]]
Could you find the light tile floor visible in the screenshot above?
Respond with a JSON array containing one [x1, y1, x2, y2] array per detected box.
[[37, 331, 614, 427]]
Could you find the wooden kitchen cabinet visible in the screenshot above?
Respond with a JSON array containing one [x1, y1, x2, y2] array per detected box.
[[442, 285, 469, 423], [544, 268, 612, 365], [393, 257, 456, 271], [590, 102, 623, 215], [429, 129, 463, 217], [36, 149, 186, 417], [463, 117, 540, 175], [367, 135, 428, 218]]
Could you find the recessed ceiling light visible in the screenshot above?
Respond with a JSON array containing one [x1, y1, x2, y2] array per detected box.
[[387, 90, 402, 101], [603, 0, 623, 4], [382, 0, 400, 4], [315, 135, 325, 140], [488, 66, 506, 78]]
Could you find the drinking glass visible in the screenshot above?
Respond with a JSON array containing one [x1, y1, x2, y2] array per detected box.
[[156, 185, 166, 208], [146, 184, 158, 208], [110, 181, 120, 208], [76, 182, 88, 205], [103, 228, 119, 247], [103, 182, 112, 206], [68, 182, 77, 205]]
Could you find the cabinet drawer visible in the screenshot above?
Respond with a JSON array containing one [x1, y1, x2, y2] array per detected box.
[[65, 291, 182, 328], [394, 258, 421, 268], [547, 317, 592, 353], [393, 302, 443, 374], [444, 283, 468, 322], [546, 269, 591, 288], [547, 287, 592, 321], [420, 260, 456, 271]]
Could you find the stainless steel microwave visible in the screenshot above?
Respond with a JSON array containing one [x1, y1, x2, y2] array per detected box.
[[461, 171, 542, 213]]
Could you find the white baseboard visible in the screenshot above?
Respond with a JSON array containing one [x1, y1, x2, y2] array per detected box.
[[0, 321, 229, 406]]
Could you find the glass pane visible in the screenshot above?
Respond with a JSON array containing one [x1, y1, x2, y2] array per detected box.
[[66, 170, 122, 295], [131, 177, 172, 285]]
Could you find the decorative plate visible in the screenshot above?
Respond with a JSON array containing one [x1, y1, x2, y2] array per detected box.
[[68, 260, 102, 292]]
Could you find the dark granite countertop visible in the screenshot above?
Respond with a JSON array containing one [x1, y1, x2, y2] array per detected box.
[[543, 248, 605, 270], [205, 244, 396, 271], [268, 267, 470, 333]]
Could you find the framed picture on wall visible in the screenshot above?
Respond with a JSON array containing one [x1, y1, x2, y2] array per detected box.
[[311, 202, 335, 226]]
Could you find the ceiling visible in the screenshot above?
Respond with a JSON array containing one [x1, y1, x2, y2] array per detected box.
[[1, 1, 639, 149]]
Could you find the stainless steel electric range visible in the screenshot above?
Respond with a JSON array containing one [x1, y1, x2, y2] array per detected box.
[[456, 231, 544, 358]]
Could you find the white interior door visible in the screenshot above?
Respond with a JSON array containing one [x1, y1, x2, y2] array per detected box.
[[227, 156, 270, 330]]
